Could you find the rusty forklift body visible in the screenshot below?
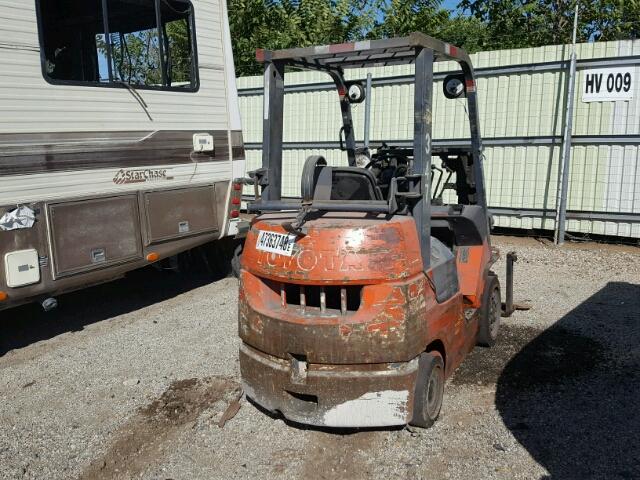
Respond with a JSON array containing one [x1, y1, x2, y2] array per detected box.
[[238, 33, 507, 428]]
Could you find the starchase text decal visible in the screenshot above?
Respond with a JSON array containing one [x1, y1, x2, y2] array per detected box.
[[113, 168, 169, 185]]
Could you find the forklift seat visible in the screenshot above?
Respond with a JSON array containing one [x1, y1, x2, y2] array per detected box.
[[301, 155, 383, 202]]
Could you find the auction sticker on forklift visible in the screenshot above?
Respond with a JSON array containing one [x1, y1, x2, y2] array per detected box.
[[256, 230, 297, 256]]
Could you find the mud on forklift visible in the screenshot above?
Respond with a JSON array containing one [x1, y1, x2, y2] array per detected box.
[[238, 33, 518, 428]]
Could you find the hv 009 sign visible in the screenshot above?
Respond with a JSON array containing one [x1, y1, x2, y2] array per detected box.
[[582, 67, 634, 102]]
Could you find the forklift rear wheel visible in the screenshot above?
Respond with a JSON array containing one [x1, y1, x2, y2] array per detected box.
[[476, 273, 501, 347], [410, 351, 445, 428]]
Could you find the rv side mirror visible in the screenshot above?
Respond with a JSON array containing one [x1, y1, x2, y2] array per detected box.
[[345, 82, 365, 103], [443, 74, 466, 99]]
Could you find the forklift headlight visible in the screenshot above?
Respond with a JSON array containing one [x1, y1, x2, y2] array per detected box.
[[443, 74, 466, 99], [346, 82, 366, 103]]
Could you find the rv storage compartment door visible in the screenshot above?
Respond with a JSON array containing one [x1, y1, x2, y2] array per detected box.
[[49, 196, 143, 277], [144, 185, 218, 245]]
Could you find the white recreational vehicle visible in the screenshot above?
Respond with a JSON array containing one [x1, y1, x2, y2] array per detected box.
[[0, 0, 246, 311]]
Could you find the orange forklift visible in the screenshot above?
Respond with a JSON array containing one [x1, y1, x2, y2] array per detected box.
[[238, 33, 517, 428]]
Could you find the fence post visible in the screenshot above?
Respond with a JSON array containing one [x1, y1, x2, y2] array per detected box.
[[555, 5, 579, 245], [364, 73, 372, 148]]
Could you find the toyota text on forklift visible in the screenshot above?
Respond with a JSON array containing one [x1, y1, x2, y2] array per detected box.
[[237, 33, 516, 429]]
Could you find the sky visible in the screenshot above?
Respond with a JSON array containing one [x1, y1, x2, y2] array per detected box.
[[442, 0, 460, 11]]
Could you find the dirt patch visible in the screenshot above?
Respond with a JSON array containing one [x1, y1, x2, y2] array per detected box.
[[80, 376, 240, 480], [300, 430, 378, 480], [452, 324, 605, 388]]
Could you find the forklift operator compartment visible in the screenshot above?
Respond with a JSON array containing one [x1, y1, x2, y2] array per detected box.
[[238, 33, 511, 429]]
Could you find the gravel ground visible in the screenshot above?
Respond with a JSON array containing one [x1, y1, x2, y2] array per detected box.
[[1, 236, 639, 480]]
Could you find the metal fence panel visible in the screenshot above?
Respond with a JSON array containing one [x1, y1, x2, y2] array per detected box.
[[238, 39, 640, 239]]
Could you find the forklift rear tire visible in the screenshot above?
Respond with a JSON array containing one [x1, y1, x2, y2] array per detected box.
[[410, 351, 445, 428], [476, 273, 501, 347]]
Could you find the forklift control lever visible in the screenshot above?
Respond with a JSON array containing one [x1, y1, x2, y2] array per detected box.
[[282, 205, 311, 236]]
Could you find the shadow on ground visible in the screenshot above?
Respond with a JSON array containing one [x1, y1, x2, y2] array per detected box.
[[0, 267, 218, 357], [494, 282, 640, 479]]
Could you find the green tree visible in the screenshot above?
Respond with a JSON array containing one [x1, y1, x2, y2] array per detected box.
[[459, 0, 640, 50], [228, 0, 639, 77], [368, 0, 488, 53], [229, 0, 381, 75], [435, 15, 489, 53], [369, 0, 447, 38]]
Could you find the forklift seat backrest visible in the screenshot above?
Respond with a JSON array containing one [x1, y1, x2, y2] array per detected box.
[[301, 155, 327, 202], [430, 205, 488, 246], [301, 155, 382, 202]]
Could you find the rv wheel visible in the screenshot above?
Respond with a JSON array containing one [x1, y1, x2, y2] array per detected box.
[[410, 351, 444, 428], [476, 273, 501, 347], [203, 238, 239, 279]]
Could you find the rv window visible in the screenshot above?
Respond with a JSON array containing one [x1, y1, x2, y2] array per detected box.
[[38, 0, 109, 83], [107, 1, 163, 86], [160, 1, 195, 88], [36, 0, 198, 91]]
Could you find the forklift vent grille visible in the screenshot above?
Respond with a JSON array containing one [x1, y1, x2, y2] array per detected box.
[[264, 279, 362, 315]]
